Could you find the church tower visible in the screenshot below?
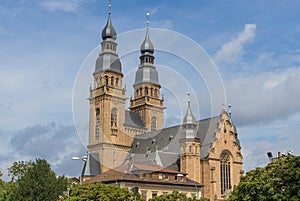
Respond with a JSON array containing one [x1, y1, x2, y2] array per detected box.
[[180, 95, 201, 183], [88, 3, 130, 173], [130, 14, 164, 132]]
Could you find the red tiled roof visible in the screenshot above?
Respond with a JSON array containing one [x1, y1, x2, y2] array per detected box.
[[85, 162, 202, 187]]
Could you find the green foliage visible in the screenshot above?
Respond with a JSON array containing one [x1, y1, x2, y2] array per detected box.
[[7, 161, 33, 182], [66, 182, 143, 201], [228, 155, 300, 201], [149, 191, 209, 201], [0, 172, 3, 189], [0, 159, 68, 201], [0, 181, 15, 201]]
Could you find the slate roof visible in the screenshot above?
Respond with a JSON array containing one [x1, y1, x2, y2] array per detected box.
[[140, 28, 154, 54], [83, 152, 101, 177], [124, 110, 145, 129], [101, 14, 117, 40], [95, 53, 122, 74], [83, 116, 221, 177], [129, 116, 220, 171]]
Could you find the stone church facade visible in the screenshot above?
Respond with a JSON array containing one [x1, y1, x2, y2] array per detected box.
[[84, 8, 243, 201]]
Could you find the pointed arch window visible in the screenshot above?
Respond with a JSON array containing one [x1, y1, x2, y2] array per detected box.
[[95, 108, 100, 140], [140, 87, 143, 96], [116, 78, 119, 87], [151, 117, 156, 131], [220, 152, 231, 194], [145, 87, 148, 95], [111, 108, 117, 127], [105, 75, 109, 85], [111, 76, 114, 86]]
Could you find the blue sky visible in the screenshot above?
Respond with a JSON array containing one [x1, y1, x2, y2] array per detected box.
[[1, 0, 300, 179]]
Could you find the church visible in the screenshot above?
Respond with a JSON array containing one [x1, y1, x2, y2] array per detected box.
[[82, 5, 243, 201]]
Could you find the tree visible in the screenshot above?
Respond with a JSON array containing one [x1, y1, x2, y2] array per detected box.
[[66, 182, 143, 201], [7, 161, 33, 182], [0, 181, 15, 201], [149, 191, 209, 201], [1, 159, 67, 201], [0, 172, 3, 190], [228, 155, 300, 201]]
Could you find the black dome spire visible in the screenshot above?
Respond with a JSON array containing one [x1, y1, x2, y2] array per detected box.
[[101, 13, 117, 40], [140, 12, 154, 54]]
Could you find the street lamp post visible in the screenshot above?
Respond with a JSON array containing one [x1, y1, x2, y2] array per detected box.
[[72, 155, 88, 184]]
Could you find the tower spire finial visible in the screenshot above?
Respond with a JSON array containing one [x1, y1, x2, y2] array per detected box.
[[228, 104, 232, 120], [108, 0, 112, 15], [146, 12, 150, 29], [187, 92, 191, 103]]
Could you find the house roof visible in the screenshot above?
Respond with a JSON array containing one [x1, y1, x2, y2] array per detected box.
[[84, 114, 240, 183], [129, 116, 220, 171], [124, 110, 145, 129], [82, 152, 101, 177], [85, 162, 202, 187]]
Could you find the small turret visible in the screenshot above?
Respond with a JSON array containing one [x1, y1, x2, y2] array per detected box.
[[182, 93, 197, 139], [179, 93, 201, 183]]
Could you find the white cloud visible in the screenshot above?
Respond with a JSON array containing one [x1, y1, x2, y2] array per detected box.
[[226, 66, 300, 126], [147, 6, 160, 15], [0, 123, 86, 178], [240, 113, 300, 172], [41, 0, 79, 12], [214, 23, 256, 65]]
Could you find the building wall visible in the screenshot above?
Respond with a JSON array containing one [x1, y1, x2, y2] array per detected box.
[[180, 138, 201, 183], [117, 182, 201, 201], [201, 111, 243, 200], [88, 71, 135, 172]]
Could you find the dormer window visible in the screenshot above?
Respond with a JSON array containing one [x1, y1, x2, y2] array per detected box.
[[165, 173, 169, 180]]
